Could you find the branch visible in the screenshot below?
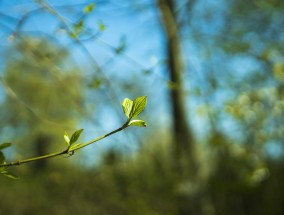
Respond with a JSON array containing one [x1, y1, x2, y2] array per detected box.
[[0, 96, 147, 179], [0, 123, 128, 168]]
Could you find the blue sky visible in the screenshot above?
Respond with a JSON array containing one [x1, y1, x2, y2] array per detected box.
[[0, 0, 234, 148], [0, 0, 172, 164], [1, 0, 282, 163]]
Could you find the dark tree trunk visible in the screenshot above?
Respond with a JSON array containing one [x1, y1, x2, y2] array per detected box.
[[33, 134, 52, 171], [158, 0, 197, 172], [158, 1, 202, 214]]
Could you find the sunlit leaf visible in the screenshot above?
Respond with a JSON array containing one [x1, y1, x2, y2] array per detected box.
[[64, 132, 70, 146], [122, 98, 133, 118], [128, 119, 147, 127], [70, 129, 84, 145], [0, 143, 11, 151], [129, 96, 147, 118]]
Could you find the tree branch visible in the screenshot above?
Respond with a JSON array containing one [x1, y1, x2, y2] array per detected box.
[[0, 123, 129, 168]]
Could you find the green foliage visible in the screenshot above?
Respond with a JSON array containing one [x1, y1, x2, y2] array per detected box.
[[1, 37, 85, 170], [122, 98, 133, 118], [69, 129, 84, 146], [1, 139, 282, 214], [65, 129, 84, 153], [72, 3, 98, 38], [64, 132, 70, 147], [130, 96, 147, 119], [122, 96, 147, 126]]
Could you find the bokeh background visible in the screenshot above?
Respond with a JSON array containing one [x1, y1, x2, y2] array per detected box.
[[1, 0, 284, 214]]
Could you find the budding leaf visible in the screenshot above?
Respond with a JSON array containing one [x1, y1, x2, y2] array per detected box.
[[128, 119, 147, 127], [129, 96, 147, 119], [70, 129, 84, 146], [122, 98, 133, 119], [0, 143, 11, 151], [64, 132, 70, 147]]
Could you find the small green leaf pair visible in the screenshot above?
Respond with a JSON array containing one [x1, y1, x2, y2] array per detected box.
[[64, 129, 84, 153], [122, 96, 147, 127], [0, 143, 18, 179]]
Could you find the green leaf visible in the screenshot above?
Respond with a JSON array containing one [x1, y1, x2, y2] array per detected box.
[[84, 3, 96, 13], [0, 143, 12, 151], [64, 132, 70, 146], [128, 119, 147, 127], [1, 170, 19, 179], [122, 98, 133, 118], [69, 129, 84, 145], [129, 96, 147, 119]]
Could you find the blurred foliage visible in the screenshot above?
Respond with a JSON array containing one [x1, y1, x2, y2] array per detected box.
[[0, 37, 86, 167], [0, 146, 283, 215]]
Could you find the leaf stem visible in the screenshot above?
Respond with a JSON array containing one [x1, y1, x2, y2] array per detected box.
[[70, 123, 128, 151], [1, 150, 68, 167], [0, 123, 129, 168]]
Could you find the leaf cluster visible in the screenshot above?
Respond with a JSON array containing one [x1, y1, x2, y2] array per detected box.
[[122, 96, 147, 127], [64, 129, 84, 154]]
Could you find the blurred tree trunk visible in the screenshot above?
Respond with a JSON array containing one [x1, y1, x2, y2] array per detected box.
[[158, 1, 201, 214], [158, 0, 197, 172], [33, 134, 52, 171]]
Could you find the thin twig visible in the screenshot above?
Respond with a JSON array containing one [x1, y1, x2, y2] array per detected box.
[[0, 123, 129, 167]]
